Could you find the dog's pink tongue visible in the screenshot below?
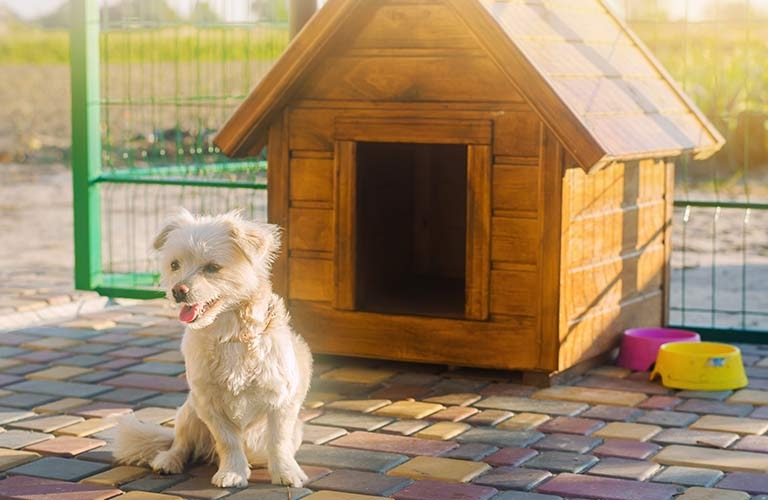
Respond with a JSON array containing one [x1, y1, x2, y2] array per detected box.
[[179, 304, 200, 323]]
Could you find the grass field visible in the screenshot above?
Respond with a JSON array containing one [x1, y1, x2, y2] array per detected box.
[[0, 25, 288, 65]]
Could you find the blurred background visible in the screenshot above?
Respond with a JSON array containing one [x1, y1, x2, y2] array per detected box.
[[0, 0, 766, 334]]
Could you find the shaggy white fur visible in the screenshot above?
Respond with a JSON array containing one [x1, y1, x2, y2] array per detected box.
[[113, 209, 312, 488]]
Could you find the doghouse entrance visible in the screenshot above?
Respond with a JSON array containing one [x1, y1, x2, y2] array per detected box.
[[356, 142, 467, 318]]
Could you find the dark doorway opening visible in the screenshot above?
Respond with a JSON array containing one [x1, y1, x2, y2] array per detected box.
[[356, 142, 467, 318]]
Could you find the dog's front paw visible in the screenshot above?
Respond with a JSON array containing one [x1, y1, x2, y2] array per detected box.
[[150, 450, 184, 475], [212, 468, 250, 488], [270, 460, 309, 487]]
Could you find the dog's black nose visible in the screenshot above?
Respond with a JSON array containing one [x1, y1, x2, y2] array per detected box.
[[172, 283, 189, 303]]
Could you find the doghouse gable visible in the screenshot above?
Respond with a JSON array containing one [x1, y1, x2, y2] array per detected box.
[[215, 0, 725, 372]]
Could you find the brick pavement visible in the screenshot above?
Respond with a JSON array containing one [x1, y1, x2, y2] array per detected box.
[[0, 295, 767, 499]]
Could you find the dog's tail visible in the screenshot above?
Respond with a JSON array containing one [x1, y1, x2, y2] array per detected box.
[[113, 414, 174, 466]]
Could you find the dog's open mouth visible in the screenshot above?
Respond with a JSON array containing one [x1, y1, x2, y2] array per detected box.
[[179, 297, 219, 323]]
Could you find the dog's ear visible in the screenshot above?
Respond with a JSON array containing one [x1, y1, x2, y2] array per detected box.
[[227, 214, 281, 267], [153, 209, 195, 251]]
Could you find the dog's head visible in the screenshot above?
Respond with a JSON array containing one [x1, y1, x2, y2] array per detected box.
[[152, 209, 280, 329]]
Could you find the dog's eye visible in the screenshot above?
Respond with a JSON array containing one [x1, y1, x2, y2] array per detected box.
[[170, 260, 180, 271], [204, 263, 221, 273]]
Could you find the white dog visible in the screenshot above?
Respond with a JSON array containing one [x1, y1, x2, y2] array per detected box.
[[113, 209, 312, 488]]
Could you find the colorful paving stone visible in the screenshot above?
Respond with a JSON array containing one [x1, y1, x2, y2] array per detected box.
[[635, 410, 700, 428], [676, 487, 749, 499], [424, 393, 482, 407], [392, 479, 498, 500], [103, 373, 188, 392], [651, 466, 724, 487], [593, 422, 662, 441], [415, 421, 470, 440], [651, 428, 740, 448], [532, 386, 647, 407], [531, 433, 602, 454], [307, 469, 412, 496], [689, 414, 768, 435], [374, 401, 445, 419], [483, 447, 539, 467], [311, 411, 393, 431], [6, 296, 768, 500], [472, 466, 552, 490], [8, 456, 111, 481], [380, 419, 430, 436], [440, 443, 499, 461], [80, 465, 149, 486], [0, 448, 41, 470], [297, 444, 409, 472], [303, 424, 348, 445], [0, 475, 122, 500], [524, 451, 599, 473], [428, 405, 479, 422], [457, 427, 544, 448], [466, 409, 513, 426], [653, 445, 768, 473], [537, 416, 605, 435], [536, 472, 682, 500], [586, 457, 660, 481], [715, 471, 768, 495], [476, 396, 587, 416], [326, 399, 392, 413], [387, 456, 490, 483], [497, 413, 550, 431], [592, 439, 661, 460], [24, 435, 105, 457], [330, 431, 458, 456], [676, 399, 753, 417], [9, 414, 84, 432], [321, 367, 396, 385]]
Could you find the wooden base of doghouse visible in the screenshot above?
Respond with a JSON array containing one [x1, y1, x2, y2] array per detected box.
[[521, 351, 615, 388], [291, 301, 545, 371]]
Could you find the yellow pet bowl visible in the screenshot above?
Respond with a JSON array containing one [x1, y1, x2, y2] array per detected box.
[[650, 342, 748, 391]]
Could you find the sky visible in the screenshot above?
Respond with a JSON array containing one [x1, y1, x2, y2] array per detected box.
[[1, 0, 767, 21]]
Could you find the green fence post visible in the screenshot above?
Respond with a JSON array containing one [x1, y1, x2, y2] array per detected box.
[[70, 0, 102, 291]]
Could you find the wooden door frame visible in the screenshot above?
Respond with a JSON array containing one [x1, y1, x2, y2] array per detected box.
[[332, 116, 492, 320]]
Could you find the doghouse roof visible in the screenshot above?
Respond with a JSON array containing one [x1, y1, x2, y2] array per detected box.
[[215, 0, 724, 172]]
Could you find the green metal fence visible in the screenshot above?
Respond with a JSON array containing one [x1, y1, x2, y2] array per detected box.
[[621, 0, 768, 339], [70, 0, 287, 298], [72, 0, 768, 340]]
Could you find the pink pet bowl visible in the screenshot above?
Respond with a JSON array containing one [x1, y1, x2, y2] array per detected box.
[[616, 328, 701, 371]]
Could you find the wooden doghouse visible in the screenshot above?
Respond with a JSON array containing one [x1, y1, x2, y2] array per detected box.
[[215, 0, 723, 376]]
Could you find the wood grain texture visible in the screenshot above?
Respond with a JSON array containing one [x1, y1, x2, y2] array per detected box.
[[335, 117, 492, 145], [494, 111, 541, 157], [289, 257, 334, 302], [299, 54, 522, 103], [538, 127, 564, 371], [333, 140, 357, 310], [351, 1, 480, 50], [267, 115, 290, 297], [491, 217, 539, 266], [292, 301, 539, 370], [465, 144, 491, 320], [492, 165, 538, 214], [290, 157, 334, 202], [489, 270, 539, 317], [288, 208, 334, 252]]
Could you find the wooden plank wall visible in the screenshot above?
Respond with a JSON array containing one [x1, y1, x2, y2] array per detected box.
[[558, 159, 669, 369], [271, 0, 558, 369]]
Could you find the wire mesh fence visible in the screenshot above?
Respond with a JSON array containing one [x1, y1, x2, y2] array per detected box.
[[73, 0, 286, 295], [620, 0, 768, 336]]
